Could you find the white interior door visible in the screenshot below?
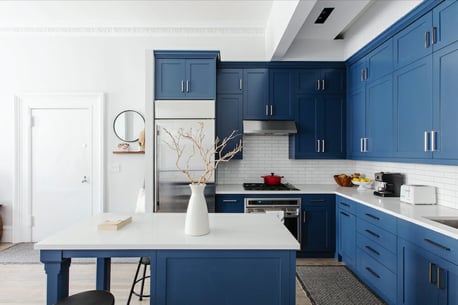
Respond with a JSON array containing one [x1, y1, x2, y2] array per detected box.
[[31, 108, 92, 241]]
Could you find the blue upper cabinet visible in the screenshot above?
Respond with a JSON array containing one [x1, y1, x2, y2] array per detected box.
[[347, 87, 366, 158], [394, 56, 433, 159], [154, 51, 219, 99], [296, 69, 345, 94], [394, 13, 433, 69], [217, 69, 243, 95], [433, 0, 458, 51], [242, 69, 269, 119], [216, 94, 243, 159], [269, 69, 294, 120]]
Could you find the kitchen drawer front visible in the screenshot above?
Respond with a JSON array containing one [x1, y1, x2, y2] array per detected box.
[[336, 196, 358, 214], [398, 218, 457, 264], [357, 219, 397, 251], [358, 233, 397, 273], [357, 250, 397, 305], [358, 204, 397, 233], [215, 194, 244, 213]]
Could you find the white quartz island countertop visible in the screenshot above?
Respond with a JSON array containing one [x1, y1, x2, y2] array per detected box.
[[35, 213, 300, 251], [216, 184, 458, 240]]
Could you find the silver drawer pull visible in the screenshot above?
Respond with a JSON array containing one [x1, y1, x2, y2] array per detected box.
[[222, 199, 238, 203], [423, 238, 451, 251]]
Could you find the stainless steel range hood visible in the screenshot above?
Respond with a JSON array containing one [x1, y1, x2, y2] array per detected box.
[[243, 120, 297, 135]]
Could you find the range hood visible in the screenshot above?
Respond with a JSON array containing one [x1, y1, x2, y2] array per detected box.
[[243, 120, 297, 135]]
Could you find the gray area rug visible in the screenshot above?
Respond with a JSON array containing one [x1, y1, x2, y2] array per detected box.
[[0, 243, 137, 264], [296, 266, 386, 305]]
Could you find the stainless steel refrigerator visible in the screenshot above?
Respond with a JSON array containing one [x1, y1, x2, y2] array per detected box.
[[154, 100, 215, 212]]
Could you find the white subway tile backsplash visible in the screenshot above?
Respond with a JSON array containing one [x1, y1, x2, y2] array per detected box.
[[217, 135, 458, 209]]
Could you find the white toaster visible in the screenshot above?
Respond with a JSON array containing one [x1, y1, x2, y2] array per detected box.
[[400, 185, 436, 205]]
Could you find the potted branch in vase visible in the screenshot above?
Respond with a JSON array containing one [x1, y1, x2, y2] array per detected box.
[[163, 122, 242, 236]]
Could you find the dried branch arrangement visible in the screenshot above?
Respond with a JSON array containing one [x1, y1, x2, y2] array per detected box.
[[163, 122, 242, 185]]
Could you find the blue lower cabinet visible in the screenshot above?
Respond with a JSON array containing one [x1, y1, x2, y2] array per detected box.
[[215, 194, 244, 213], [298, 194, 335, 257], [398, 238, 458, 305], [155, 250, 296, 305], [357, 250, 397, 305], [336, 196, 357, 270]]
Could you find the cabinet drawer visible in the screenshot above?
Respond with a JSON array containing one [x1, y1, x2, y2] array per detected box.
[[336, 196, 358, 213], [357, 233, 397, 273], [398, 218, 458, 264], [215, 195, 244, 213], [357, 250, 397, 304], [357, 219, 397, 251], [358, 204, 397, 233]]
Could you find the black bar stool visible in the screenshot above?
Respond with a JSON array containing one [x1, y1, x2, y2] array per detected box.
[[55, 290, 114, 305], [127, 257, 150, 305]]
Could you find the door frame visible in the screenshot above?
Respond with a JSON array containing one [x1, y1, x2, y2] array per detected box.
[[13, 93, 105, 242]]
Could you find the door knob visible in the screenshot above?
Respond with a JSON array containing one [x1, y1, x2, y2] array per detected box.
[[81, 176, 88, 183]]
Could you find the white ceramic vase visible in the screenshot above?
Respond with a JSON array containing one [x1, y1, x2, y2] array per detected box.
[[185, 184, 210, 236]]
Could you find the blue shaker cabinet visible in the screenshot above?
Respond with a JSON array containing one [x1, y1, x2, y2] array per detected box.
[[154, 51, 218, 99], [336, 196, 357, 271], [296, 69, 345, 94], [242, 69, 270, 119], [217, 69, 243, 95], [216, 94, 243, 159], [298, 194, 335, 257], [268, 69, 294, 120], [215, 194, 244, 213]]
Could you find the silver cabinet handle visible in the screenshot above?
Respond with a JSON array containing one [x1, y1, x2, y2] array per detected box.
[[361, 69, 365, 81], [222, 199, 238, 203], [270, 105, 273, 116], [321, 139, 325, 152], [322, 79, 325, 90], [317, 79, 321, 90], [431, 130, 437, 152], [181, 80, 184, 92], [265, 105, 269, 116], [239, 79, 243, 91], [303, 211, 307, 223], [81, 176, 88, 183], [437, 267, 443, 289], [186, 80, 190, 92], [432, 27, 437, 45], [316, 140, 321, 152], [360, 138, 364, 152], [429, 262, 436, 284], [425, 31, 431, 48], [424, 131, 430, 152]]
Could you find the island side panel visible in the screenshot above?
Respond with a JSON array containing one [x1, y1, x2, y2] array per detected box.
[[40, 250, 71, 305], [155, 249, 296, 305]]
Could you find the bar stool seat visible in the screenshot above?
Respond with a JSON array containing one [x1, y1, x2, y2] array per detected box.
[[127, 257, 150, 305], [55, 290, 114, 305]]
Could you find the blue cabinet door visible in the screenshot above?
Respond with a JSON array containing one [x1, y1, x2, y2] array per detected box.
[[394, 56, 433, 159], [243, 69, 269, 119], [346, 87, 366, 158], [367, 39, 394, 83], [216, 94, 243, 160], [394, 12, 433, 69], [398, 239, 457, 305], [155, 59, 186, 99], [217, 69, 243, 94], [215, 194, 244, 213], [348, 60, 367, 92], [296, 69, 322, 94], [365, 75, 394, 157], [319, 94, 345, 158], [433, 0, 458, 51], [185, 59, 216, 99], [337, 205, 357, 270], [269, 69, 294, 120], [433, 41, 458, 160], [289, 95, 318, 159], [299, 195, 336, 256]]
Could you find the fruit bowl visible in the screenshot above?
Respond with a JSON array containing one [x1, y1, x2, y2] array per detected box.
[[333, 175, 354, 187], [352, 179, 373, 191]]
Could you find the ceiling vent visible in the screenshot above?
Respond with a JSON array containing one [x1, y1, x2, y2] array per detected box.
[[314, 7, 334, 24]]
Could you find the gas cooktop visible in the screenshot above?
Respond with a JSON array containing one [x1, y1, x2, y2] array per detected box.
[[243, 183, 299, 191]]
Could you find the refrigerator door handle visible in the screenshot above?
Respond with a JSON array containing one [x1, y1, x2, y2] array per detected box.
[[154, 125, 160, 212]]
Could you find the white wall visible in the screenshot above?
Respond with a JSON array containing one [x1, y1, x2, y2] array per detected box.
[[0, 32, 264, 241], [217, 136, 458, 210]]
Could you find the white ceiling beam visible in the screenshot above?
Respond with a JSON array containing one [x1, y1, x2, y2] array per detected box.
[[265, 0, 316, 61]]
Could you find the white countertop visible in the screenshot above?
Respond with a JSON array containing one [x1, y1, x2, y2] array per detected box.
[[35, 213, 300, 251], [216, 184, 458, 240]]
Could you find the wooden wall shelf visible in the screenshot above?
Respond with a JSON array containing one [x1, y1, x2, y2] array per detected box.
[[112, 151, 145, 154]]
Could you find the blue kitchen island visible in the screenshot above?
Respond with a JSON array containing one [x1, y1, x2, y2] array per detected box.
[[35, 213, 299, 305]]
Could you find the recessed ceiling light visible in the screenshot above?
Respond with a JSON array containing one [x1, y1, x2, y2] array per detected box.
[[315, 7, 335, 24]]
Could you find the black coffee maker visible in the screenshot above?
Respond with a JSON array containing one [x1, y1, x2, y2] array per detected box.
[[373, 172, 405, 197]]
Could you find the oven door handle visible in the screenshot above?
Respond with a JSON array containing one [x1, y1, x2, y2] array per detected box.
[[284, 209, 300, 217]]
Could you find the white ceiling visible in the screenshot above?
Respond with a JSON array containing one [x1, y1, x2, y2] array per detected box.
[[0, 0, 423, 61]]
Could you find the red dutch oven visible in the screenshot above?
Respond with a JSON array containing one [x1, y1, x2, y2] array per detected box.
[[261, 173, 284, 185]]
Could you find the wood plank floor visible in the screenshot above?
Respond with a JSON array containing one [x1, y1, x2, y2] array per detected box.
[[0, 242, 338, 305]]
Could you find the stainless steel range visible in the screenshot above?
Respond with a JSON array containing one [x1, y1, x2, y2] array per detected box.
[[243, 183, 299, 191], [244, 197, 301, 243]]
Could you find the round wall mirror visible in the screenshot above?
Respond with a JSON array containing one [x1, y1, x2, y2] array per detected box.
[[113, 110, 145, 142]]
